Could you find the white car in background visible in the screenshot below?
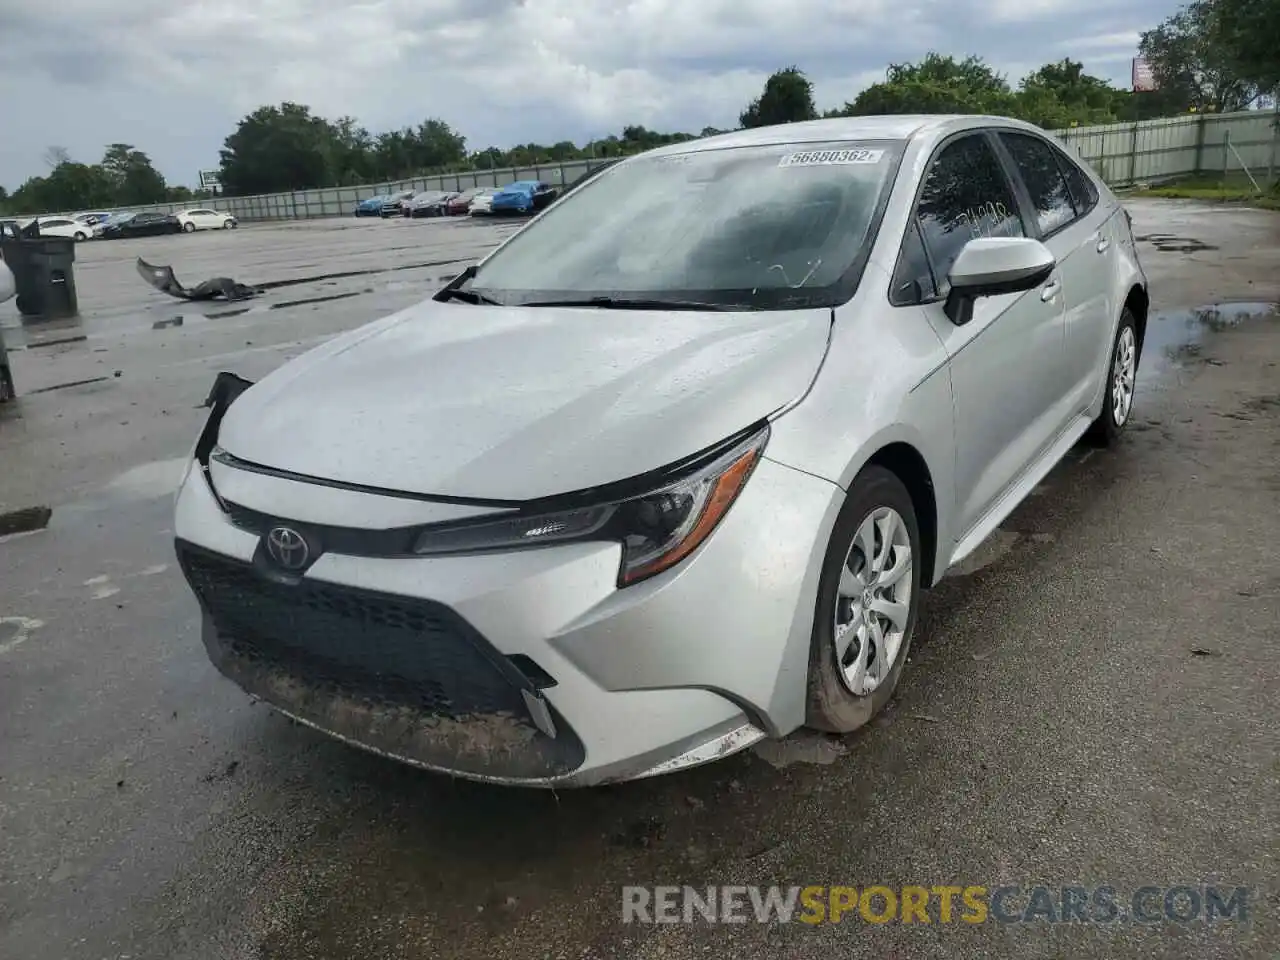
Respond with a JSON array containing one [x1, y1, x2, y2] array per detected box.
[[34, 217, 93, 241], [468, 188, 498, 215], [175, 208, 238, 232]]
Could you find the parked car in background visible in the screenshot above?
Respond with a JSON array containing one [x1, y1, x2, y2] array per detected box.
[[445, 187, 487, 215], [34, 216, 93, 241], [466, 188, 499, 216], [354, 195, 390, 217], [490, 180, 559, 215], [175, 208, 238, 232], [98, 211, 183, 239], [403, 191, 457, 218], [173, 114, 1148, 787], [381, 191, 416, 217]]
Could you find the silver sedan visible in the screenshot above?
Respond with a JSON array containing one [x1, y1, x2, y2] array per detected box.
[[174, 114, 1147, 786]]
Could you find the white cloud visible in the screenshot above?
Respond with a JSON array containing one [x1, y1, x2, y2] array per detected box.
[[0, 0, 1179, 188]]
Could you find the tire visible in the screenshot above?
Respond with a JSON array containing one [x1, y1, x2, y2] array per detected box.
[[182, 221, 195, 233], [223, 220, 235, 229], [74, 232, 87, 242], [1085, 308, 1139, 446], [806, 465, 922, 733]]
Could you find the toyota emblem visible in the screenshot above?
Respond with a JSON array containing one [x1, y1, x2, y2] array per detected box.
[[265, 526, 310, 571]]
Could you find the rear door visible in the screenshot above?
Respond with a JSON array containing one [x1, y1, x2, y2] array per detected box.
[[893, 131, 1070, 540], [994, 131, 1115, 415]]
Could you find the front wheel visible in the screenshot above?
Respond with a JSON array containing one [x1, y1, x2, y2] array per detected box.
[[223, 220, 235, 229], [806, 465, 921, 733], [1086, 308, 1139, 446], [74, 231, 87, 242]]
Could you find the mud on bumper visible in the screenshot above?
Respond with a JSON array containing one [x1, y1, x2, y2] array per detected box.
[[176, 541, 586, 782]]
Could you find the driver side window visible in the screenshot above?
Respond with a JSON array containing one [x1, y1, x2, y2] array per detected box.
[[893, 133, 1025, 304]]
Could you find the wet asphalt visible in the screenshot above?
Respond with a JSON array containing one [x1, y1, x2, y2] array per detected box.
[[0, 201, 1277, 959]]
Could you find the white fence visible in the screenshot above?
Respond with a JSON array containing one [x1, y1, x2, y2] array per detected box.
[[1056, 109, 1279, 187], [20, 110, 1280, 223]]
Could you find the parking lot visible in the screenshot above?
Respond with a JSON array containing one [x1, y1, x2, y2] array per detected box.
[[1, 201, 1278, 959]]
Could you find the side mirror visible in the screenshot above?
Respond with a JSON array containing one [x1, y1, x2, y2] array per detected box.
[[0, 261, 14, 304], [943, 237, 1056, 326]]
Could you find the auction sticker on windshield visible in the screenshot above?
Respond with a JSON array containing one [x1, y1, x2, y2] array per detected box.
[[779, 149, 885, 167]]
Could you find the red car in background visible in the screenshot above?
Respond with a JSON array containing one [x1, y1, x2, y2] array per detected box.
[[446, 187, 494, 215]]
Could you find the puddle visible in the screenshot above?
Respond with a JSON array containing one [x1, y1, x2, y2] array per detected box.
[[1141, 301, 1280, 379], [1135, 233, 1219, 253]]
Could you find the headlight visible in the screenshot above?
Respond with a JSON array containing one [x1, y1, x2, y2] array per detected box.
[[412, 425, 769, 586]]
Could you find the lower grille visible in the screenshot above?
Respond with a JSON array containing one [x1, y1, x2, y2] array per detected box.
[[176, 541, 584, 778]]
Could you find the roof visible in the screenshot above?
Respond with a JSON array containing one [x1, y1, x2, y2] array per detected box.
[[649, 114, 1047, 157]]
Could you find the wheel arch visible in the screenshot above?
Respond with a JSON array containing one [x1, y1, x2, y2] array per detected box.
[[1124, 284, 1150, 363], [861, 441, 939, 589]]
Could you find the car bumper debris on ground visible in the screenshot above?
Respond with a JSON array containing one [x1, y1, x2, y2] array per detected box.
[[0, 203, 1277, 960]]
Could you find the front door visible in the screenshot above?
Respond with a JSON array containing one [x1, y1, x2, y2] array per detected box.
[[911, 133, 1070, 538]]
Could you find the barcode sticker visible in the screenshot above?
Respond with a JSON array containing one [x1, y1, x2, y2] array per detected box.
[[779, 149, 885, 167]]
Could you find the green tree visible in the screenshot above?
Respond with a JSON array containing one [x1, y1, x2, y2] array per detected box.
[[1139, 1, 1260, 112], [8, 161, 115, 213], [101, 144, 168, 205], [219, 102, 335, 195], [740, 67, 819, 128], [1214, 0, 1280, 92], [837, 54, 1019, 116], [1016, 59, 1127, 128]]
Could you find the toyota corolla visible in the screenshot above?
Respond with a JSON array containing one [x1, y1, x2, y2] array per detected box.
[[175, 115, 1147, 787]]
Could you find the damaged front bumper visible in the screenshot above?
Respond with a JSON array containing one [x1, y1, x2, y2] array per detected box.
[[172, 372, 843, 786], [178, 540, 590, 781]]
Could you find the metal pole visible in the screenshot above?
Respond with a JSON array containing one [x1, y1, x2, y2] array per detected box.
[[1129, 122, 1139, 186], [1269, 88, 1279, 187], [1222, 128, 1231, 186]]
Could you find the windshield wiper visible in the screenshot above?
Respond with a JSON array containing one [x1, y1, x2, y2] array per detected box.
[[519, 296, 741, 312], [436, 287, 504, 306]]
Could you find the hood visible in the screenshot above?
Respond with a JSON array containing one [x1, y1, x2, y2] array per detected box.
[[217, 301, 833, 501]]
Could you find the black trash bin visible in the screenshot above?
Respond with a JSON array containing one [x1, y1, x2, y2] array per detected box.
[[0, 232, 79, 320]]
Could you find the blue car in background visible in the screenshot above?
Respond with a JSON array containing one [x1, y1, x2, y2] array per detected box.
[[490, 180, 559, 215], [354, 195, 390, 217]]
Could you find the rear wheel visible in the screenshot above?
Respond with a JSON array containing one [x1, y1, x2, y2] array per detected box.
[[1086, 308, 1138, 446], [182, 221, 195, 233], [806, 466, 921, 733]]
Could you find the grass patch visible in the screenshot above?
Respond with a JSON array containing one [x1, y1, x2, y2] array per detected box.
[[1126, 174, 1280, 210]]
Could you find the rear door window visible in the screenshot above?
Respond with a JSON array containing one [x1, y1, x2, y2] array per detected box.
[[1052, 146, 1099, 218], [998, 132, 1078, 236]]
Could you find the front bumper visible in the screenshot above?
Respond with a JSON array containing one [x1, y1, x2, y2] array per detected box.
[[174, 444, 840, 786]]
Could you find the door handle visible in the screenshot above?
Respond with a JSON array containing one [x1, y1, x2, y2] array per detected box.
[[1096, 237, 1112, 253], [1040, 279, 1061, 302]]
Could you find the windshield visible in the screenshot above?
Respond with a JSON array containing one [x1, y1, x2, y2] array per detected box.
[[468, 140, 904, 310]]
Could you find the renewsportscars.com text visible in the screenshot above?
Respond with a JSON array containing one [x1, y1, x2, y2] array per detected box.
[[622, 884, 1250, 925]]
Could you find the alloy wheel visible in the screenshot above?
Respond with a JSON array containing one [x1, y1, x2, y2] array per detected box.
[[833, 506, 913, 696], [1112, 326, 1136, 426]]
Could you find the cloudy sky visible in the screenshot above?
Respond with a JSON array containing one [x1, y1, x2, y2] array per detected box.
[[0, 0, 1179, 191]]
